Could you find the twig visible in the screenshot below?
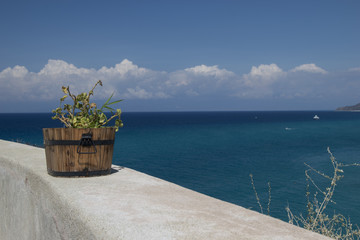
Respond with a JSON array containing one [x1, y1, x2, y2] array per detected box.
[[249, 174, 263, 214]]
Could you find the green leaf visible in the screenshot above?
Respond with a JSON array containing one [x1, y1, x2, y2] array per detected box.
[[60, 95, 67, 101], [115, 119, 123, 130], [53, 81, 124, 129], [107, 99, 123, 106], [62, 86, 68, 94], [100, 92, 114, 110], [104, 106, 115, 111]]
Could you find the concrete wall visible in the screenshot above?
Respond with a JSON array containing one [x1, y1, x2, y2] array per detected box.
[[0, 139, 330, 240]]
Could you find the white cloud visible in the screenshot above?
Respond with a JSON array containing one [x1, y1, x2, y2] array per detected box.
[[0, 59, 179, 101], [0, 66, 37, 100], [166, 71, 190, 87], [235, 63, 346, 99], [39, 59, 93, 76], [165, 64, 235, 96], [0, 65, 29, 78], [243, 63, 285, 88], [1, 59, 360, 110], [98, 59, 150, 78], [124, 87, 169, 99], [124, 87, 153, 99], [247, 64, 284, 79], [290, 63, 327, 74], [185, 64, 234, 79]]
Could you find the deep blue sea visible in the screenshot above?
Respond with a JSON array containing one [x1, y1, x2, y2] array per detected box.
[[1, 111, 360, 225]]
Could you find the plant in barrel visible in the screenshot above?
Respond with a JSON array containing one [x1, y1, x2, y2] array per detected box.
[[52, 80, 123, 131], [43, 80, 123, 177]]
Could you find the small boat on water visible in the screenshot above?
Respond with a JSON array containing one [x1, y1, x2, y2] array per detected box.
[[313, 115, 320, 120]]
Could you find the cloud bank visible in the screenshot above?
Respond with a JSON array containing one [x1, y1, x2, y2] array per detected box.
[[290, 63, 328, 74], [1, 59, 360, 110]]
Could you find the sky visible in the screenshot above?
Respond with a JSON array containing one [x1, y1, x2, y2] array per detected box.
[[1, 0, 360, 112]]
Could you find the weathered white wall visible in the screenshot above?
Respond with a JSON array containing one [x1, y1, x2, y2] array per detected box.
[[0, 140, 95, 240], [0, 139, 330, 240]]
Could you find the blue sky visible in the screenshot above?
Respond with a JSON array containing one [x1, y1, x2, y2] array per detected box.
[[1, 0, 360, 112]]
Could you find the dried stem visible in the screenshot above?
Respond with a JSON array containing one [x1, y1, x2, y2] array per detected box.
[[251, 147, 360, 239], [286, 147, 360, 239], [250, 174, 263, 214]]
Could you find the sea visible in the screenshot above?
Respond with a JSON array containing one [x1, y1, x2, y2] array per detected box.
[[1, 111, 360, 225]]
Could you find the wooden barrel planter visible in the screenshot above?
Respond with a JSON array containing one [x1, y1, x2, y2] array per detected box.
[[43, 128, 116, 177]]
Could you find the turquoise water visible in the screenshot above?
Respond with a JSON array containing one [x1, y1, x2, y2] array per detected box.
[[1, 111, 360, 224]]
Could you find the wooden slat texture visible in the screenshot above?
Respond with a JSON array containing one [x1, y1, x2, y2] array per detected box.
[[43, 128, 115, 176]]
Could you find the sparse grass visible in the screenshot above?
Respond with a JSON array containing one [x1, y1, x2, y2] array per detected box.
[[249, 173, 271, 215], [250, 147, 360, 239]]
